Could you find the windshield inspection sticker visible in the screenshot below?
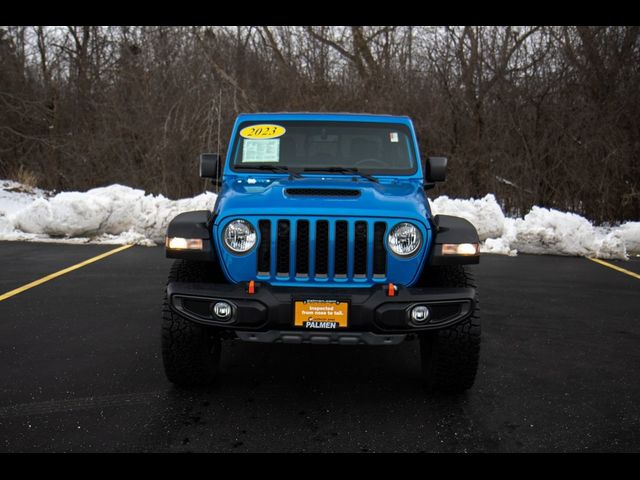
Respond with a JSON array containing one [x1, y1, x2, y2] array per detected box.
[[242, 139, 280, 163], [390, 132, 399, 143], [240, 124, 286, 139]]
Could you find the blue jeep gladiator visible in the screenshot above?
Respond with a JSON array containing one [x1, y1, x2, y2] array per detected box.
[[163, 113, 480, 392]]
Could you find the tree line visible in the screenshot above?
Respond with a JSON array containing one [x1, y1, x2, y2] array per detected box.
[[0, 26, 638, 223]]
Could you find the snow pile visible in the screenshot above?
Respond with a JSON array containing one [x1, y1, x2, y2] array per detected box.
[[481, 235, 518, 257], [0, 180, 49, 215], [617, 222, 640, 254], [0, 183, 216, 246], [430, 194, 506, 240], [511, 207, 626, 258], [430, 194, 639, 260], [0, 180, 638, 258]]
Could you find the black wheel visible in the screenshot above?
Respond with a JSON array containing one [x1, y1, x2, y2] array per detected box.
[[161, 260, 222, 387], [419, 265, 480, 393]]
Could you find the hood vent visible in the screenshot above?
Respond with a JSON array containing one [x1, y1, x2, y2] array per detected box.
[[285, 188, 361, 198]]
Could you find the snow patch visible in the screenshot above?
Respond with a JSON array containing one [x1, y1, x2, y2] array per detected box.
[[430, 194, 505, 240], [506, 207, 629, 259], [481, 237, 517, 256], [427, 194, 635, 260], [0, 180, 49, 215], [1, 183, 216, 246], [617, 222, 640, 254]]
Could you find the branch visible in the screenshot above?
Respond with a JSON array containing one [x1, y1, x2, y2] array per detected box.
[[193, 28, 256, 111], [260, 26, 289, 68], [306, 26, 368, 79], [305, 26, 356, 63]]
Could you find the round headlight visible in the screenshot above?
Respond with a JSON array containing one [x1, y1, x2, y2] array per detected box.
[[223, 219, 257, 253], [387, 222, 422, 257]]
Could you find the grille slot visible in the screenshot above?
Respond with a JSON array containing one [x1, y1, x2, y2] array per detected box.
[[315, 220, 329, 277], [296, 220, 310, 277], [354, 221, 368, 276], [285, 188, 360, 197], [257, 220, 271, 275], [276, 220, 290, 275], [373, 222, 387, 277], [334, 221, 348, 277]]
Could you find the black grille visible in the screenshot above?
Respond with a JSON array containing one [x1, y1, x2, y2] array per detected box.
[[285, 188, 360, 197], [354, 221, 368, 276], [315, 220, 329, 276], [276, 220, 290, 275], [334, 221, 348, 276], [255, 219, 387, 280], [296, 220, 310, 276], [257, 220, 271, 274], [373, 222, 387, 276]]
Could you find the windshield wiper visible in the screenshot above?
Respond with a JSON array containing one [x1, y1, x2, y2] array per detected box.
[[235, 164, 303, 179], [303, 167, 379, 183]]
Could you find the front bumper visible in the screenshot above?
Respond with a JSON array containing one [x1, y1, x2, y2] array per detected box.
[[167, 282, 476, 342]]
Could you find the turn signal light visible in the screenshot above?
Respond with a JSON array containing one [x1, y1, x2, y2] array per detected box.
[[165, 237, 203, 250], [442, 243, 479, 255]]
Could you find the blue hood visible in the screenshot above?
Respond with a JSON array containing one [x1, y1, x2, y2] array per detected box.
[[213, 175, 432, 224]]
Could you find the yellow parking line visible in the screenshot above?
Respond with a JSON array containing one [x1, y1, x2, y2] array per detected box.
[[587, 257, 640, 281], [0, 244, 135, 302]]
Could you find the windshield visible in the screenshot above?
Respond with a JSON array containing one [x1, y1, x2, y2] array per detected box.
[[229, 121, 417, 175]]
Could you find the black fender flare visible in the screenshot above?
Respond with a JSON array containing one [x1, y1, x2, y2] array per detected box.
[[428, 215, 480, 265], [165, 210, 215, 262]]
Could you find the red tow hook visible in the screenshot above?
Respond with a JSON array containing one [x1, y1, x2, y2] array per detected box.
[[247, 280, 256, 295], [387, 282, 397, 297]]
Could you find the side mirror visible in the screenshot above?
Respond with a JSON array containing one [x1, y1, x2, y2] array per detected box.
[[199, 153, 220, 182], [426, 156, 447, 183]]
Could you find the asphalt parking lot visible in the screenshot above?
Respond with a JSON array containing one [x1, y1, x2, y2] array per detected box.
[[0, 241, 639, 452]]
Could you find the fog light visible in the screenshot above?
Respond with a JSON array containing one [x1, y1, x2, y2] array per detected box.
[[410, 305, 430, 323], [212, 301, 232, 319]]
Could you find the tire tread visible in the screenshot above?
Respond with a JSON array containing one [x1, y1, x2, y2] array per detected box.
[[161, 260, 221, 387], [420, 265, 480, 393]]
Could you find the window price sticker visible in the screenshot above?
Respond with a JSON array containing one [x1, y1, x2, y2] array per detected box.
[[242, 139, 280, 163]]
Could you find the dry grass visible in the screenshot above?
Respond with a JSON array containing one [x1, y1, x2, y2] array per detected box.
[[12, 165, 40, 190]]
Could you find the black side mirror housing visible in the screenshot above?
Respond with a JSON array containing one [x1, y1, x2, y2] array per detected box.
[[424, 156, 447, 189], [200, 153, 221, 184]]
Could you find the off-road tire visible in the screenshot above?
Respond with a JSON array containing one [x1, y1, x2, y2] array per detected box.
[[419, 265, 480, 393], [161, 260, 222, 387]]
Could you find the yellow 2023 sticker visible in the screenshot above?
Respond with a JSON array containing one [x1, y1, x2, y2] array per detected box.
[[240, 124, 286, 139]]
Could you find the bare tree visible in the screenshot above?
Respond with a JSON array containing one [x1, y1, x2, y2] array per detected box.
[[0, 25, 638, 222]]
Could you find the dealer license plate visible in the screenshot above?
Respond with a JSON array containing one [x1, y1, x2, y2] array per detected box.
[[294, 299, 349, 329]]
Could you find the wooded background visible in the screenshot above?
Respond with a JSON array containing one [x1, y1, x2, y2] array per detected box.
[[0, 26, 638, 223]]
